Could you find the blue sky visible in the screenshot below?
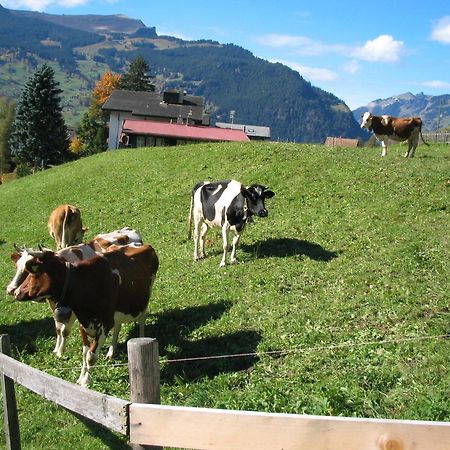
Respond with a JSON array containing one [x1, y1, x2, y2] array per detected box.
[[3, 0, 450, 109]]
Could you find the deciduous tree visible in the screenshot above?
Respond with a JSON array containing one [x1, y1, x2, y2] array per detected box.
[[77, 70, 121, 155]]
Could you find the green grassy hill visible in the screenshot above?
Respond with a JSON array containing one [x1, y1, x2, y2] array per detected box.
[[0, 142, 449, 448]]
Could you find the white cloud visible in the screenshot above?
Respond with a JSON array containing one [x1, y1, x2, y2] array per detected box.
[[2, 0, 89, 9], [255, 34, 349, 57], [343, 59, 360, 75], [421, 80, 450, 89], [352, 35, 404, 62], [272, 59, 339, 82], [431, 16, 450, 43]]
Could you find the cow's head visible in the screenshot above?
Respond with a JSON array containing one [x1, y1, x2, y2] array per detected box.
[[361, 112, 373, 129], [74, 227, 88, 246], [14, 250, 60, 302], [6, 246, 44, 295], [242, 184, 275, 218]]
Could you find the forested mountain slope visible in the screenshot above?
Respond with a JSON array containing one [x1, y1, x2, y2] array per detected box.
[[0, 4, 364, 142]]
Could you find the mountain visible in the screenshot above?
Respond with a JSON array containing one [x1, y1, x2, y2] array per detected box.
[[10, 9, 148, 35], [353, 92, 450, 131], [0, 5, 365, 142]]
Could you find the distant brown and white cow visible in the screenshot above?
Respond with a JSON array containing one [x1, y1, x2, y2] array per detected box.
[[48, 204, 87, 250], [6, 227, 143, 357], [361, 112, 429, 158], [14, 243, 158, 386]]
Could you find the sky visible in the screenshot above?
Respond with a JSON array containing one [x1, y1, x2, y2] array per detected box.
[[2, 0, 450, 109]]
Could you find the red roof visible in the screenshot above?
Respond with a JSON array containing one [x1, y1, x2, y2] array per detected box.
[[121, 119, 250, 142]]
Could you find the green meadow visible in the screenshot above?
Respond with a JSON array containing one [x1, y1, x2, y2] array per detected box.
[[0, 141, 449, 449]]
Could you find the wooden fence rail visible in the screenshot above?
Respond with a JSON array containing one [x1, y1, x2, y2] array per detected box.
[[129, 403, 450, 450], [2, 333, 450, 450], [0, 335, 129, 435]]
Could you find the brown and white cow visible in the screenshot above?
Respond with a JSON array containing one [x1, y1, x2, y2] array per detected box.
[[361, 112, 429, 158], [14, 243, 158, 386], [48, 204, 87, 250], [6, 228, 143, 357]]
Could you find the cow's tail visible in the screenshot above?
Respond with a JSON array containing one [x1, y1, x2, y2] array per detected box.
[[420, 127, 430, 146], [61, 205, 70, 249], [187, 190, 194, 240]]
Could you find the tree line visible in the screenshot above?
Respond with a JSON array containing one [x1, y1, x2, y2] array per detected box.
[[0, 56, 153, 178]]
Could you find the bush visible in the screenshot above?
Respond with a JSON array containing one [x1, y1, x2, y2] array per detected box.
[[14, 161, 32, 177]]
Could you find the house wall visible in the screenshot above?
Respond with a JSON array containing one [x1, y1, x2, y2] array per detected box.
[[107, 111, 134, 150]]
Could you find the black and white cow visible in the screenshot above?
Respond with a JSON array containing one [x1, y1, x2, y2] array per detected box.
[[188, 179, 275, 267]]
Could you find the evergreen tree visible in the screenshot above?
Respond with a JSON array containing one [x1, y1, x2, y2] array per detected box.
[[9, 64, 70, 171], [119, 55, 155, 92], [0, 96, 16, 174]]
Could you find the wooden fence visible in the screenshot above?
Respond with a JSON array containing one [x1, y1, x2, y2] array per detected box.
[[422, 132, 450, 144], [2, 333, 450, 450]]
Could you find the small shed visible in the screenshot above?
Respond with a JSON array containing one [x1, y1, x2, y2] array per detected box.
[[325, 137, 361, 148]]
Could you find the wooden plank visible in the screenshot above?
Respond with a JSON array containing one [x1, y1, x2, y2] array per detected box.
[[129, 403, 450, 450], [1, 335, 21, 450], [0, 353, 129, 435]]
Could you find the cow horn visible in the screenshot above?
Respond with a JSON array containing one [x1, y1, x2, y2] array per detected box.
[[13, 243, 23, 253], [25, 248, 46, 257]]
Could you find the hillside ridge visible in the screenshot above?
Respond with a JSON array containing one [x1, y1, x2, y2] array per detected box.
[[0, 5, 364, 142]]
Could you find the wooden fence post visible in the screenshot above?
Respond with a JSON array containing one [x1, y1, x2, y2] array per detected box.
[[0, 334, 21, 450], [127, 338, 161, 450]]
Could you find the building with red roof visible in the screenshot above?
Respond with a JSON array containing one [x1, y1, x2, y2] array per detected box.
[[102, 89, 267, 149]]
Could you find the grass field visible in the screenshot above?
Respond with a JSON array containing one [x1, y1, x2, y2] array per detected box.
[[0, 141, 449, 449]]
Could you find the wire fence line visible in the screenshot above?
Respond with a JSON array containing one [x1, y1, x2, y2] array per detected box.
[[31, 332, 449, 373]]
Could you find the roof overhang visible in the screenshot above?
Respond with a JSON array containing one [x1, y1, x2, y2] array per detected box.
[[121, 120, 250, 142]]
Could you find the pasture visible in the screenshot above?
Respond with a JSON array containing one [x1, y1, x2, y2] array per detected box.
[[0, 141, 449, 449]]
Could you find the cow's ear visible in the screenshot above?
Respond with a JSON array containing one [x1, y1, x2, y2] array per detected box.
[[11, 253, 20, 263], [241, 187, 253, 199], [264, 190, 275, 199], [25, 258, 42, 274]]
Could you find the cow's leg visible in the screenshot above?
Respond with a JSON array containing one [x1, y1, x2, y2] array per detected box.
[[230, 231, 241, 264], [53, 320, 63, 356], [106, 321, 121, 359], [405, 137, 417, 158], [193, 218, 207, 260], [54, 313, 76, 357], [381, 139, 388, 157], [220, 226, 229, 267], [79, 328, 107, 387], [198, 222, 208, 260], [77, 326, 90, 385]]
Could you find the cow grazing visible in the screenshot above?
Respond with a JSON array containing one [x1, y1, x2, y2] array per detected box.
[[6, 228, 143, 357], [188, 179, 275, 267], [48, 204, 87, 250], [361, 112, 429, 158], [14, 244, 159, 386]]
